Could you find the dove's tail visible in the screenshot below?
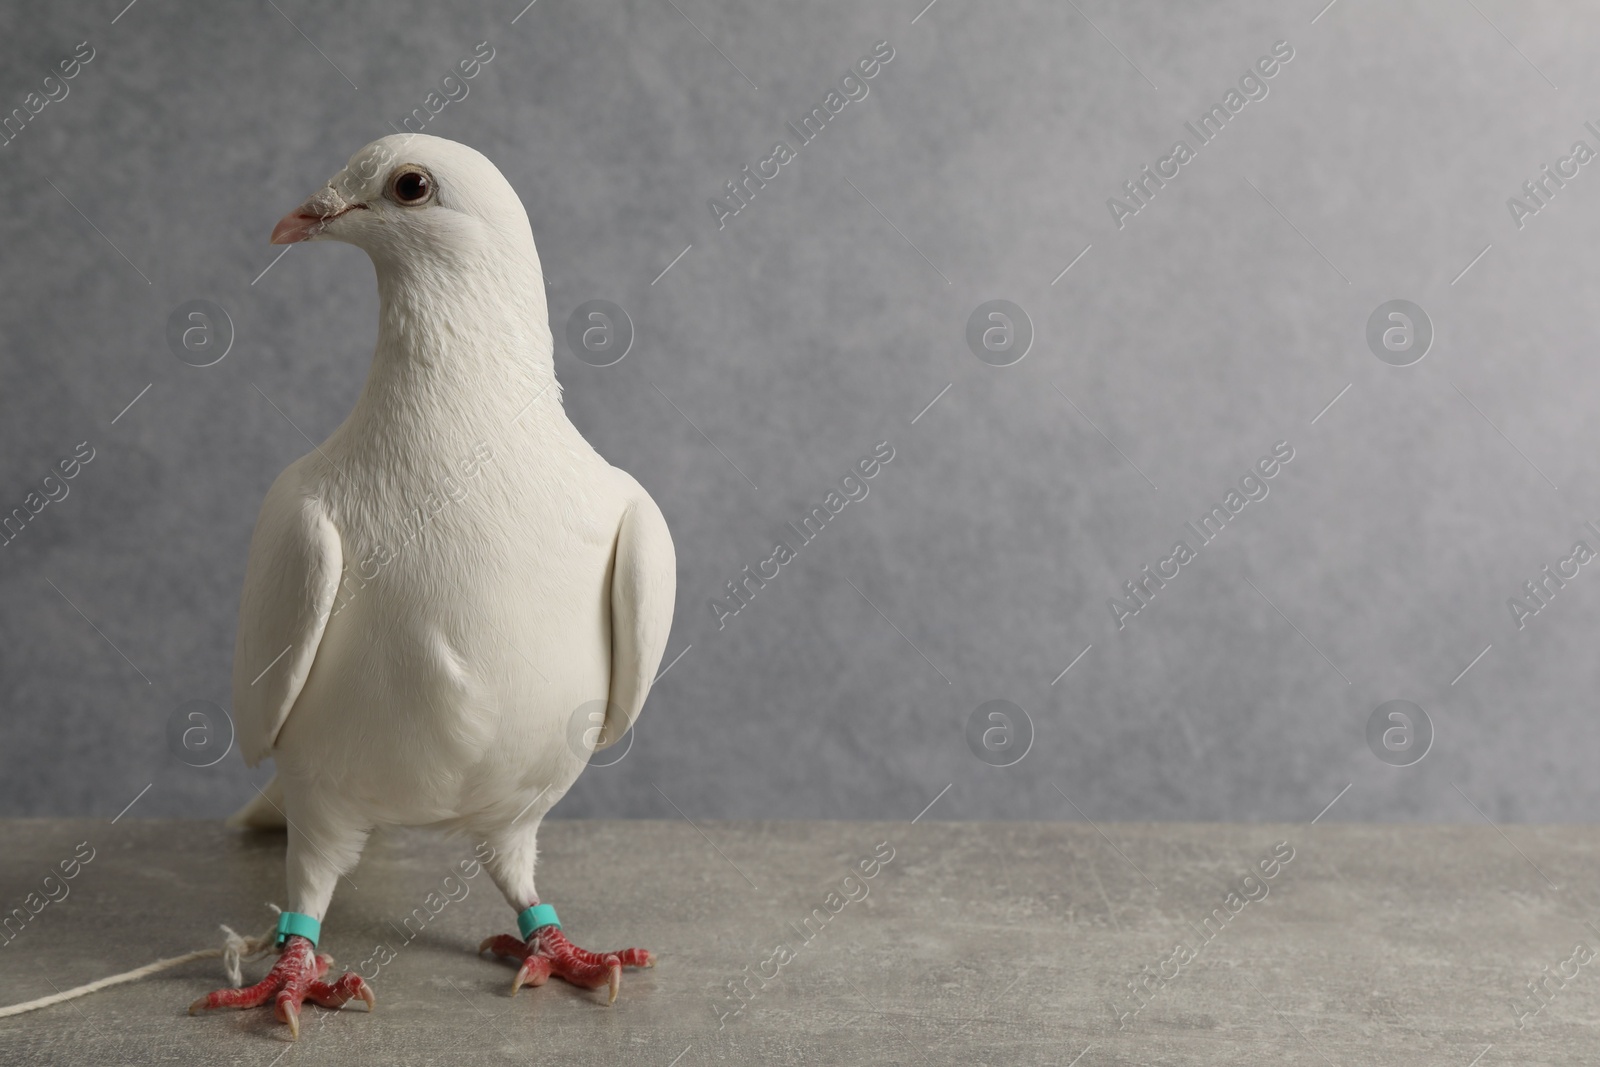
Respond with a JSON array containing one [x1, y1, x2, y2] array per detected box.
[[226, 773, 288, 831]]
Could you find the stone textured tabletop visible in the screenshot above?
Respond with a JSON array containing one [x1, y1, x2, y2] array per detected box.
[[0, 819, 1595, 1065]]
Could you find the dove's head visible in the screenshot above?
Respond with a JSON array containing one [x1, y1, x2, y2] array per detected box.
[[270, 134, 536, 269]]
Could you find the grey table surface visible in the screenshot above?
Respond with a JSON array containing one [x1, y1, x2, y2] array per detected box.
[[0, 819, 1596, 1066]]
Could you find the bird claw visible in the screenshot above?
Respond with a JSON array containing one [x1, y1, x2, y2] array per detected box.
[[189, 934, 372, 1040], [278, 1000, 300, 1040], [307, 971, 377, 1012], [481, 925, 649, 1004], [511, 953, 551, 994]]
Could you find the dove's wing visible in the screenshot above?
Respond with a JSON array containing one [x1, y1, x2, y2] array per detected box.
[[231, 466, 343, 766], [600, 492, 677, 749]]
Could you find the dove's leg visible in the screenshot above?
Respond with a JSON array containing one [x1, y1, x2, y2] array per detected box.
[[191, 803, 374, 1038], [475, 818, 653, 1004]]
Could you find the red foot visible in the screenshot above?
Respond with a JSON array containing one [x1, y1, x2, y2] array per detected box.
[[188, 935, 373, 1039], [480, 926, 652, 1005]]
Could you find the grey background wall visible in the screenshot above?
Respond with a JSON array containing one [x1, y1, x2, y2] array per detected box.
[[1, 0, 1596, 824]]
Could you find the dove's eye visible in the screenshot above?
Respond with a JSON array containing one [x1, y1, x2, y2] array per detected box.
[[386, 167, 433, 206]]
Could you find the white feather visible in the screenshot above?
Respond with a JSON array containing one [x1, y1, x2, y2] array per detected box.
[[231, 135, 677, 917]]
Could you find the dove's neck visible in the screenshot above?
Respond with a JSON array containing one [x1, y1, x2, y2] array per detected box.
[[343, 242, 567, 456]]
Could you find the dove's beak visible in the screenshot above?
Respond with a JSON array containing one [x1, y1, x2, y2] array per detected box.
[[271, 187, 365, 245]]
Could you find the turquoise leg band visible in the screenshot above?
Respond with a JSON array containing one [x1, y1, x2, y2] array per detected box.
[[275, 911, 321, 948], [516, 903, 560, 939]]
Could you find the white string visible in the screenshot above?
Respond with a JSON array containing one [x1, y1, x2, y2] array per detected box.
[[0, 905, 282, 1020]]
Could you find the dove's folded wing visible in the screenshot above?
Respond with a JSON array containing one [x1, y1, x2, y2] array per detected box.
[[601, 492, 677, 749], [231, 468, 343, 766]]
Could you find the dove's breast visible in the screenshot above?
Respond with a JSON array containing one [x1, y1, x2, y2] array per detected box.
[[272, 435, 631, 829]]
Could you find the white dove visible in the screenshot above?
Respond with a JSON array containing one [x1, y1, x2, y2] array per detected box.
[[190, 134, 677, 1037]]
